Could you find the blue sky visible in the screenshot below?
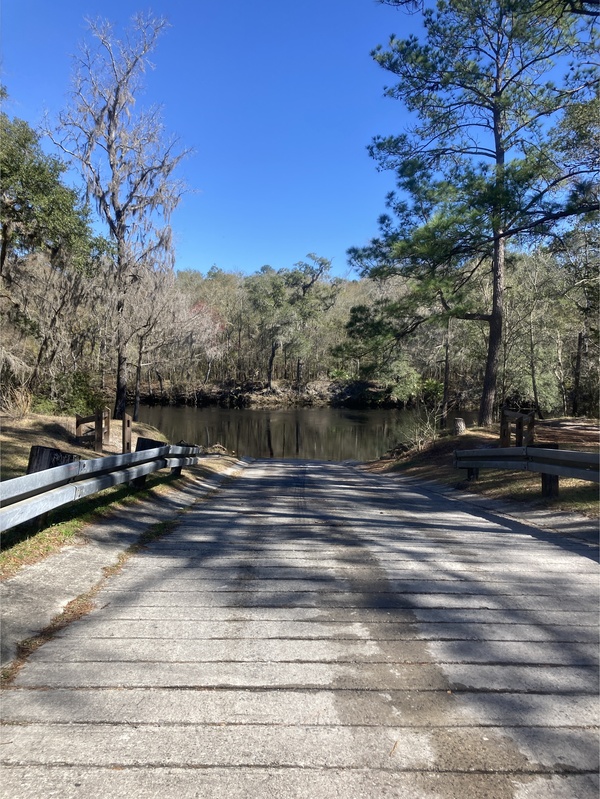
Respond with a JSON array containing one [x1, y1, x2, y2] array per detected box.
[[1, 0, 421, 278]]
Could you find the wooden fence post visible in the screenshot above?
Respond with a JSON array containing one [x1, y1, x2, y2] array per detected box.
[[499, 411, 511, 447], [103, 407, 111, 445], [524, 411, 535, 446], [122, 413, 132, 454], [515, 416, 524, 446], [94, 408, 103, 453]]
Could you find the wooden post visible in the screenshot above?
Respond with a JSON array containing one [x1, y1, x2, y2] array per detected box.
[[26, 446, 80, 530], [27, 446, 79, 474], [103, 406, 111, 445], [94, 408, 103, 453], [122, 413, 132, 454], [132, 437, 165, 488], [541, 472, 559, 498], [515, 415, 524, 447], [75, 412, 95, 444], [524, 411, 535, 446], [499, 410, 511, 447]]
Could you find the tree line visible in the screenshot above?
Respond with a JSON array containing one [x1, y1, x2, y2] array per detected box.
[[1, 1, 597, 423]]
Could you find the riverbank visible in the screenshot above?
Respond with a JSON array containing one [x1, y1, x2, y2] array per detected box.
[[142, 379, 416, 409]]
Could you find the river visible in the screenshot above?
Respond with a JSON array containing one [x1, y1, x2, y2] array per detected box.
[[133, 405, 474, 462]]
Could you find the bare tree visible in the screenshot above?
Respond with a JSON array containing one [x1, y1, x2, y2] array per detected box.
[[51, 13, 189, 418]]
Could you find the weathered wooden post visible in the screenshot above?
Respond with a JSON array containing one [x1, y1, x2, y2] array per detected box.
[[541, 472, 559, 498], [515, 415, 524, 446], [27, 446, 79, 474], [499, 409, 511, 447], [122, 413, 132, 454], [534, 442, 559, 498], [103, 406, 111, 445], [524, 411, 535, 446], [132, 437, 165, 488], [26, 446, 80, 530], [94, 408, 104, 453]]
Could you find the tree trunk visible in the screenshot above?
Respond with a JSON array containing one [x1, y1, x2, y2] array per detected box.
[[572, 330, 583, 416], [204, 357, 214, 385], [133, 338, 143, 422], [0, 222, 11, 276], [554, 333, 568, 416], [529, 315, 543, 419], [114, 345, 128, 420], [478, 236, 505, 427], [440, 319, 450, 429], [156, 368, 164, 397], [296, 357, 304, 391], [479, 96, 506, 428], [267, 341, 279, 390]]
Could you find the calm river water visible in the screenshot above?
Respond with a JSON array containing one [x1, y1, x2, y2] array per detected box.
[[133, 405, 473, 462]]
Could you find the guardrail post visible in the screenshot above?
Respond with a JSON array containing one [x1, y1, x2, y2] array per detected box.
[[541, 472, 559, 498], [122, 413, 132, 454], [532, 442, 560, 498], [26, 446, 80, 530], [132, 437, 165, 488], [499, 416, 511, 447], [94, 408, 104, 453]]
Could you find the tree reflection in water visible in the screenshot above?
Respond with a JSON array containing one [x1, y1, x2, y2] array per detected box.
[[133, 406, 475, 461]]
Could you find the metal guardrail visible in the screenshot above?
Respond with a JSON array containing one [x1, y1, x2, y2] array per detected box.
[[0, 444, 202, 533], [454, 446, 599, 483]]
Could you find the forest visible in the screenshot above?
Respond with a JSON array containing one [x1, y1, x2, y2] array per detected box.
[[1, 0, 598, 425]]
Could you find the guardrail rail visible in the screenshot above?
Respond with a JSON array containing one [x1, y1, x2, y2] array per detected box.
[[0, 444, 202, 533], [454, 446, 599, 497]]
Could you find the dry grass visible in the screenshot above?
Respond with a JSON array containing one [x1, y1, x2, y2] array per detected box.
[[0, 412, 168, 480], [364, 419, 599, 520]]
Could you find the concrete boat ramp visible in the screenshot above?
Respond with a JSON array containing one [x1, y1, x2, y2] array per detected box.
[[1, 458, 598, 798]]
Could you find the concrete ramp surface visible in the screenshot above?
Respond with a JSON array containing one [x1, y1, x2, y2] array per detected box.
[[1, 459, 599, 798]]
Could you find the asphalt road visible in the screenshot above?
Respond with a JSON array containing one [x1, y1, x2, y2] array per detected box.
[[1, 458, 598, 798]]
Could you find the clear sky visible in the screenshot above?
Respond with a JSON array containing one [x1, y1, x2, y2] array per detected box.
[[1, 0, 421, 278]]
